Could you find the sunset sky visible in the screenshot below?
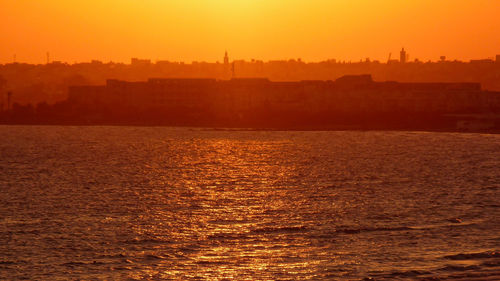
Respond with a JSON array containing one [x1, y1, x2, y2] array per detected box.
[[1, 0, 499, 64]]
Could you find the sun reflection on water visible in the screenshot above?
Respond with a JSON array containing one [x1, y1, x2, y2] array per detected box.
[[127, 137, 318, 279], [3, 127, 498, 280]]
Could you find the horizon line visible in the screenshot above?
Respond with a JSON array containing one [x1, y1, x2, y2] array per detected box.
[[2, 55, 499, 66]]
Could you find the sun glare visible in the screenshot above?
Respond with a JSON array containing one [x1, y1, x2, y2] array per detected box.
[[0, 0, 499, 63]]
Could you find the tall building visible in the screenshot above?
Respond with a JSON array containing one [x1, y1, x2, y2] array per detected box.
[[400, 48, 407, 63], [223, 51, 230, 79], [224, 51, 229, 65], [496, 55, 500, 63]]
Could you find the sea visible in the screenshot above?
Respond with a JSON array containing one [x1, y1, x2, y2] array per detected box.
[[0, 126, 499, 280]]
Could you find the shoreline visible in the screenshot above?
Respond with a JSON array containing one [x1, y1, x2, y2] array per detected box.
[[1, 121, 499, 135]]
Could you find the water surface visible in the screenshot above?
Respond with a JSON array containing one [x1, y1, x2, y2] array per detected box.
[[1, 126, 499, 280]]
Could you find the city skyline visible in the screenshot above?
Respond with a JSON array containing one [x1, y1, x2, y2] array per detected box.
[[2, 49, 500, 65], [1, 2, 500, 280]]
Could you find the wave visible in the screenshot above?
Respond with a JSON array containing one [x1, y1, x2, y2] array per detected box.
[[60, 261, 105, 267], [335, 226, 412, 234], [439, 264, 482, 272], [444, 251, 500, 260], [144, 254, 169, 260], [251, 226, 308, 234], [207, 232, 249, 240], [97, 253, 127, 259], [112, 266, 133, 271], [123, 237, 170, 244], [196, 260, 232, 265], [338, 219, 482, 236], [385, 269, 432, 278]]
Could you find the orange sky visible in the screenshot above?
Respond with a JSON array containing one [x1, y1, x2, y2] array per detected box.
[[0, 0, 499, 64]]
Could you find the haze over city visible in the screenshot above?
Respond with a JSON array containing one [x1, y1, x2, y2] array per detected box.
[[1, 1, 500, 280], [1, 0, 499, 64]]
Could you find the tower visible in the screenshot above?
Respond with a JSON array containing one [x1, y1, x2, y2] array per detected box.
[[400, 48, 407, 63], [223, 51, 230, 79], [224, 51, 229, 65]]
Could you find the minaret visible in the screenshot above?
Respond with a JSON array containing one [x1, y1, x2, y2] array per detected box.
[[224, 51, 229, 65], [400, 48, 407, 63], [223, 51, 230, 79]]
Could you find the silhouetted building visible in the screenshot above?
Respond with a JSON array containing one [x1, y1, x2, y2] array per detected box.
[[224, 51, 229, 65], [68, 75, 500, 119], [400, 48, 407, 63], [3, 51, 500, 107], [7, 92, 12, 110], [131, 58, 151, 66], [223, 51, 230, 79], [470, 59, 494, 64]]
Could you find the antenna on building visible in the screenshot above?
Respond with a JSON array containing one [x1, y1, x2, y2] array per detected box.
[[387, 53, 392, 63], [46, 52, 50, 64]]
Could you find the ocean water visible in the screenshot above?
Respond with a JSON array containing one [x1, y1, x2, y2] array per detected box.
[[0, 126, 499, 280]]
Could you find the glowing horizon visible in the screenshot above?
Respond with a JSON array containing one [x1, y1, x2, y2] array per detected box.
[[1, 0, 499, 64]]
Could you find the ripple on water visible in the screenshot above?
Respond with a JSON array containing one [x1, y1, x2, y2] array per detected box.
[[0, 126, 499, 280]]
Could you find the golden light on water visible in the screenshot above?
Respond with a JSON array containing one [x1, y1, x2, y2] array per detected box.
[[1, 127, 500, 279], [125, 137, 325, 279]]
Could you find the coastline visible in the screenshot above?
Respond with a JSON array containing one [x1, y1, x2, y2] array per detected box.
[[1, 121, 499, 135]]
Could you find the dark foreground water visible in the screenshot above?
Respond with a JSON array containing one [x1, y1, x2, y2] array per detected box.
[[0, 126, 499, 280]]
